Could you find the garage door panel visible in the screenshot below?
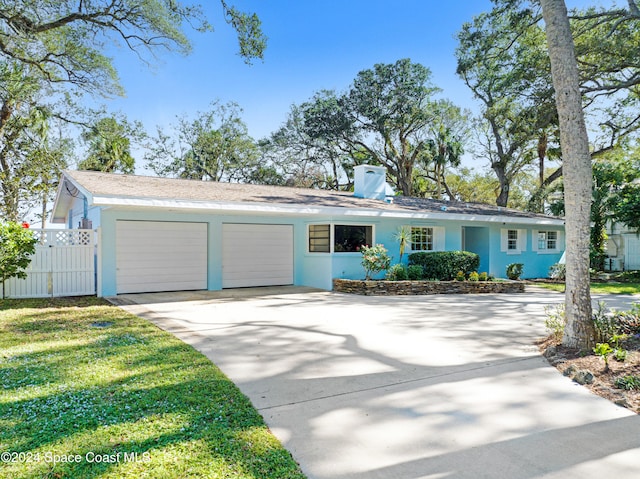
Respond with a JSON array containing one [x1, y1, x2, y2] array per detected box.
[[116, 221, 207, 294], [223, 270, 292, 281], [120, 280, 205, 294], [222, 224, 293, 288], [116, 253, 206, 266]]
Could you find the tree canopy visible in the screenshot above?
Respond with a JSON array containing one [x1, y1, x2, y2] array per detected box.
[[268, 59, 467, 197], [145, 102, 260, 183], [0, 0, 266, 220], [0, 1, 266, 97], [457, 0, 640, 209], [79, 116, 142, 174]]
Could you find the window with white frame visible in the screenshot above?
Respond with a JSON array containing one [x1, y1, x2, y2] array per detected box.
[[534, 230, 560, 252], [538, 231, 557, 250], [308, 224, 373, 253], [501, 228, 526, 253], [334, 225, 372, 252], [411, 227, 434, 251], [309, 224, 330, 253]]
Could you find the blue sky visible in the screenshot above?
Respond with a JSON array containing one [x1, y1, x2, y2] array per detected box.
[[103, 0, 599, 148]]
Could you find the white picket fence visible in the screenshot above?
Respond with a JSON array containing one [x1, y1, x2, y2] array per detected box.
[[3, 229, 97, 298]]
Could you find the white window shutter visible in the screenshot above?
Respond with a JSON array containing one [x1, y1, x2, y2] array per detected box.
[[433, 226, 446, 251], [518, 229, 527, 252], [558, 230, 565, 251], [500, 229, 508, 252], [532, 230, 539, 252]]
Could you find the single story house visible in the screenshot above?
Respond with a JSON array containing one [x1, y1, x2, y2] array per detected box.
[[51, 165, 565, 296], [605, 221, 640, 271]]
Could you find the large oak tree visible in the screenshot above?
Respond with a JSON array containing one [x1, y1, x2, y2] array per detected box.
[[458, 0, 640, 211]]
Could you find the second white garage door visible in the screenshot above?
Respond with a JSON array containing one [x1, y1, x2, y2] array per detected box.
[[116, 221, 207, 294], [222, 224, 294, 288]]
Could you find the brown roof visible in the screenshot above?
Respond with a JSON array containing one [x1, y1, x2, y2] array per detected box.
[[64, 170, 561, 222]]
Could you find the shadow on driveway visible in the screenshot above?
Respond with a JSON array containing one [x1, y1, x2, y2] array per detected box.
[[112, 287, 640, 479]]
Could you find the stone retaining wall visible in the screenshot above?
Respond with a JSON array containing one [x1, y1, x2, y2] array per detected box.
[[332, 278, 525, 295]]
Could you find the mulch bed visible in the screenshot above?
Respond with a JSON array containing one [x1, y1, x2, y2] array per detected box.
[[538, 336, 640, 414]]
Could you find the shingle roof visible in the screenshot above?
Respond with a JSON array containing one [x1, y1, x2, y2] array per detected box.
[[62, 170, 562, 223]]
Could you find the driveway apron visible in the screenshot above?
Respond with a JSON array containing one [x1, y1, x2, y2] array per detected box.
[[112, 287, 640, 479]]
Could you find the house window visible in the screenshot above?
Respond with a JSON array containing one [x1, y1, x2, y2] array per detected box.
[[507, 230, 519, 251], [334, 225, 372, 252], [538, 231, 558, 250], [308, 224, 373, 253], [411, 227, 434, 251], [501, 228, 526, 254], [309, 224, 330, 253]]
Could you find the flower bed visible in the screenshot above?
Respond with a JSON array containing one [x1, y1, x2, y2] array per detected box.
[[332, 278, 525, 295]]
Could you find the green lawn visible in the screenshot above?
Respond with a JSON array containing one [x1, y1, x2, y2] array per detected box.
[[535, 282, 640, 295], [0, 297, 306, 479]]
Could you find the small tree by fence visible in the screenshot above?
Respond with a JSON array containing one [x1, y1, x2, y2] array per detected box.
[[0, 222, 37, 299]]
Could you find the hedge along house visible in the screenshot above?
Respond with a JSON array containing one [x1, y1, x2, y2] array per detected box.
[[51, 165, 565, 296]]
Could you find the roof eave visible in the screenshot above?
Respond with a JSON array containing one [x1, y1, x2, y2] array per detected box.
[[90, 196, 565, 226]]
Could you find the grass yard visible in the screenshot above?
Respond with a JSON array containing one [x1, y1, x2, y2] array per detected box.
[[535, 282, 640, 295], [0, 297, 306, 479]]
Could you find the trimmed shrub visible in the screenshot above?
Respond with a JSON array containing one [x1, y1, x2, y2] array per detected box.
[[506, 263, 523, 280], [408, 251, 480, 281], [407, 264, 423, 280], [386, 263, 408, 281], [549, 263, 566, 280]]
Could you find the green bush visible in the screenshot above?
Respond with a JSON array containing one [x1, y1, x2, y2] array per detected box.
[[614, 348, 628, 362], [478, 272, 488, 281], [468, 271, 479, 282], [455, 271, 466, 281], [0, 222, 37, 299], [544, 303, 566, 340], [408, 251, 480, 281], [593, 301, 616, 342], [546, 300, 640, 344], [611, 303, 640, 335], [615, 375, 640, 390], [549, 263, 566, 280], [407, 264, 423, 280], [386, 263, 408, 281], [593, 342, 613, 370], [506, 263, 523, 280]]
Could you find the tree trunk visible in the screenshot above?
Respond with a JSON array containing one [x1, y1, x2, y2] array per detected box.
[[541, 0, 595, 349], [397, 161, 413, 196], [493, 164, 510, 207], [538, 132, 547, 186]]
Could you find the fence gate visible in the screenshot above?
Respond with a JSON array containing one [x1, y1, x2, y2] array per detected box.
[[4, 229, 97, 298]]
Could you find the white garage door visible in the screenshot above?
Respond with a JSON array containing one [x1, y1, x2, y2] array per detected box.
[[624, 234, 640, 270], [116, 221, 207, 294], [222, 224, 293, 288]]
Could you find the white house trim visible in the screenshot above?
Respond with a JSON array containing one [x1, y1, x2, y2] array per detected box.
[[80, 195, 565, 226]]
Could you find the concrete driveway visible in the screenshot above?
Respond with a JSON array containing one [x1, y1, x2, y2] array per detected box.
[[112, 287, 640, 479]]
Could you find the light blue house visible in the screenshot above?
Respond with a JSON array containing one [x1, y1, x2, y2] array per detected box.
[[51, 166, 565, 296]]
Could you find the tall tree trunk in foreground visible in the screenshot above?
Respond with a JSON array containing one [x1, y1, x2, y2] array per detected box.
[[540, 0, 595, 348]]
